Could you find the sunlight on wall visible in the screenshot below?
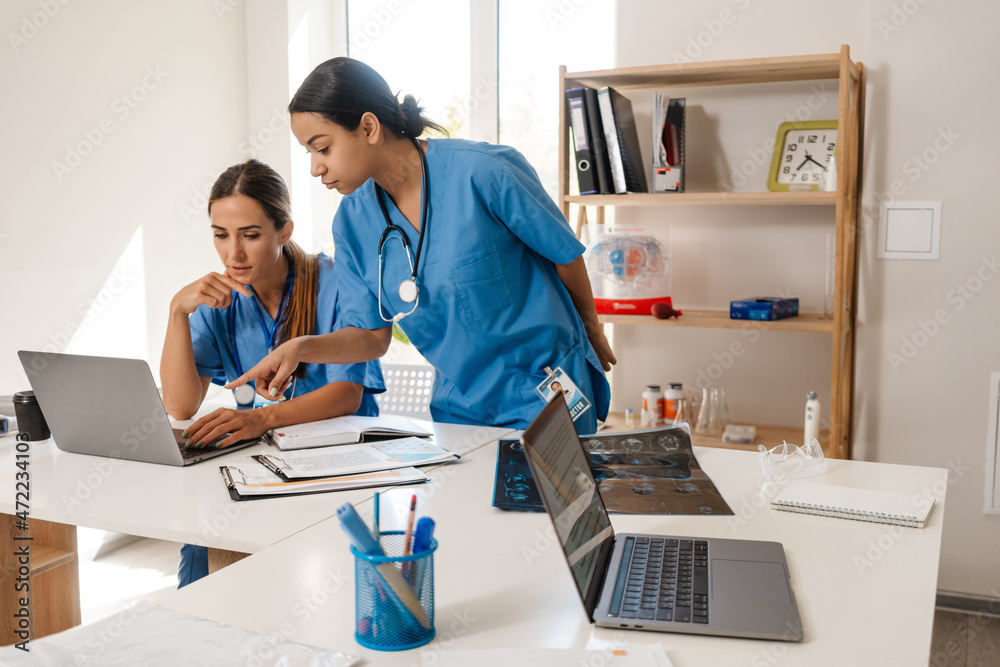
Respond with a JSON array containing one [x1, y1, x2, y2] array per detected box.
[[65, 226, 149, 364]]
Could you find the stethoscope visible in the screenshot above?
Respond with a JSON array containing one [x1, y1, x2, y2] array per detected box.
[[376, 136, 429, 323], [228, 261, 297, 403]]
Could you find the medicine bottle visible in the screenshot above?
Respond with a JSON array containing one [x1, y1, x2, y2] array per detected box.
[[642, 385, 664, 427], [663, 383, 684, 423]]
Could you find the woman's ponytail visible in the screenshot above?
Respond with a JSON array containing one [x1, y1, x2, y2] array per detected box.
[[289, 57, 445, 139]]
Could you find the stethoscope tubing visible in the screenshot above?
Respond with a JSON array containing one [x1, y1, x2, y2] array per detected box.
[[376, 135, 430, 323]]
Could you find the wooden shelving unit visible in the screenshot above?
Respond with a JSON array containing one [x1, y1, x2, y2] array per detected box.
[[599, 310, 835, 334], [561, 46, 864, 459], [601, 412, 833, 459], [0, 514, 80, 644]]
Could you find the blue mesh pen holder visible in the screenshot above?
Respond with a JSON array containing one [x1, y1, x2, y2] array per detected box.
[[351, 531, 437, 651]]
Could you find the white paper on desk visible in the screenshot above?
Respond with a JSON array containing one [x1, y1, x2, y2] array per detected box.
[[0, 600, 360, 666], [226, 462, 429, 496], [261, 437, 458, 479], [424, 645, 673, 667]]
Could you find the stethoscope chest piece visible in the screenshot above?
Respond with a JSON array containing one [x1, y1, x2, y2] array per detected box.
[[233, 383, 256, 410], [398, 278, 418, 304]]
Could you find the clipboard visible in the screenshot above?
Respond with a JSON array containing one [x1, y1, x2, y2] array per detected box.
[[219, 465, 428, 502]]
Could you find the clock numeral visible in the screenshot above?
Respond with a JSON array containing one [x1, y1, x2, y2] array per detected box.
[[787, 143, 797, 152], [808, 135, 817, 143], [812, 173, 820, 182], [800, 174, 810, 182], [783, 166, 791, 174], [825, 154, 832, 163], [797, 135, 805, 143], [784, 155, 792, 163], [827, 143, 835, 151]]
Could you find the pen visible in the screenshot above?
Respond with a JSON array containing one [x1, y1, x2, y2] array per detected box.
[[410, 517, 435, 590], [402, 494, 417, 557], [373, 492, 380, 543], [401, 494, 417, 579]]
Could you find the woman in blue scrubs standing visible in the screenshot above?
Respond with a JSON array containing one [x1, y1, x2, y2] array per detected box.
[[231, 57, 615, 434], [160, 158, 384, 586]]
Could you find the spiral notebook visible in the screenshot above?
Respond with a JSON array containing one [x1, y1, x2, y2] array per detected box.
[[770, 482, 934, 528]]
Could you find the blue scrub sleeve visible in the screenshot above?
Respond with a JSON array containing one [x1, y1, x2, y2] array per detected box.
[[188, 306, 226, 378], [331, 213, 389, 332], [487, 148, 586, 265]]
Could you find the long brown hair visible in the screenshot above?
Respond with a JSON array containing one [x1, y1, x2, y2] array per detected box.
[[208, 159, 319, 376]]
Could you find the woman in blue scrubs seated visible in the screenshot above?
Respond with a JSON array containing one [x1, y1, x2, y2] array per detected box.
[[231, 58, 615, 434], [160, 158, 384, 587], [229, 57, 615, 434]]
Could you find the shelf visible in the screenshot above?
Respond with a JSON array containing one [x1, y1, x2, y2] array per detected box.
[[601, 413, 833, 459], [32, 545, 77, 575], [561, 45, 863, 459], [565, 52, 859, 91], [564, 191, 837, 207], [598, 310, 834, 333]]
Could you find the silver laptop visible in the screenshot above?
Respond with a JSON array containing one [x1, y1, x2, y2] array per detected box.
[[18, 351, 258, 466], [521, 395, 803, 641]]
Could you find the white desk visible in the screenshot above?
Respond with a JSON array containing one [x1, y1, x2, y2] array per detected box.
[[0, 420, 511, 642], [158, 440, 948, 666]]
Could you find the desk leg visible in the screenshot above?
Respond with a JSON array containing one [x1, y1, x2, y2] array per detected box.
[[0, 514, 81, 645], [206, 547, 250, 574]]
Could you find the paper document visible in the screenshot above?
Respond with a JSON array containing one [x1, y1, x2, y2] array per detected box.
[[0, 600, 361, 666], [221, 463, 428, 500], [268, 414, 432, 450], [259, 437, 458, 480]]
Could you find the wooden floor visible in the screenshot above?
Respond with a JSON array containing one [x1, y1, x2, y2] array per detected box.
[[76, 531, 1000, 665], [930, 608, 1000, 666]]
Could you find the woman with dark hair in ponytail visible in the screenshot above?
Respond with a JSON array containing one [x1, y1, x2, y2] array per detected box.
[[230, 57, 615, 435], [160, 158, 384, 586]]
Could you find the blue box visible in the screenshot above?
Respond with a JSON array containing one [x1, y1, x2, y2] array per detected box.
[[729, 297, 799, 321]]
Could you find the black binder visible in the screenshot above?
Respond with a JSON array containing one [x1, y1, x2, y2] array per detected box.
[[565, 87, 599, 195], [597, 86, 648, 194], [584, 87, 613, 194]]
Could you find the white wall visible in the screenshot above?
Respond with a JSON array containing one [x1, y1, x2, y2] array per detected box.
[[615, 0, 1000, 598], [0, 0, 250, 392]]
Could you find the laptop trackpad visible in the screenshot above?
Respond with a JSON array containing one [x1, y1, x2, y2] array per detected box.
[[712, 560, 791, 605]]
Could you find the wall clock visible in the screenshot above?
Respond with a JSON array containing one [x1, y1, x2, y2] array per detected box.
[[767, 120, 838, 192]]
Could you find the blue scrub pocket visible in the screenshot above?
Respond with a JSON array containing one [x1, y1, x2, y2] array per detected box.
[[452, 252, 514, 324]]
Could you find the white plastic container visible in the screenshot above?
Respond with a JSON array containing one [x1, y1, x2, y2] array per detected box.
[[664, 382, 685, 424], [642, 385, 664, 427], [804, 391, 821, 444]]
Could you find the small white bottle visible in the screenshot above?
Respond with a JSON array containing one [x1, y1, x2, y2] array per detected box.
[[642, 385, 664, 427], [663, 383, 685, 424], [804, 391, 821, 444]]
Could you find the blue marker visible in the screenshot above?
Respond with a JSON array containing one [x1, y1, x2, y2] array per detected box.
[[411, 517, 435, 554]]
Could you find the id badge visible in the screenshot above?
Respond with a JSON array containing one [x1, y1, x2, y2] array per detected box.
[[535, 366, 592, 422]]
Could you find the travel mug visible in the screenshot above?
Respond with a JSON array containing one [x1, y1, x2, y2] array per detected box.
[[13, 391, 50, 441]]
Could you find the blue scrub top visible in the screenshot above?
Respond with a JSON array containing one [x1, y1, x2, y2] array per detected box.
[[333, 139, 610, 433], [189, 253, 384, 416]]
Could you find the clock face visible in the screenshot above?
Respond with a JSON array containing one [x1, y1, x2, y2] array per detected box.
[[776, 128, 838, 186]]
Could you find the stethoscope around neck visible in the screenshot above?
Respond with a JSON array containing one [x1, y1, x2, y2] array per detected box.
[[227, 259, 297, 404], [376, 135, 429, 323]]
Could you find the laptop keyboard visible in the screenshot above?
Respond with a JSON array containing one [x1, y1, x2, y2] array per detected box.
[[608, 537, 709, 624]]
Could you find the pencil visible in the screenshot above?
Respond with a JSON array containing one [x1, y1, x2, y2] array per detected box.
[[401, 494, 417, 580], [402, 494, 417, 556]]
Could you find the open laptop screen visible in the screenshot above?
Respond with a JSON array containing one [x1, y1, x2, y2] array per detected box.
[[521, 396, 615, 615]]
